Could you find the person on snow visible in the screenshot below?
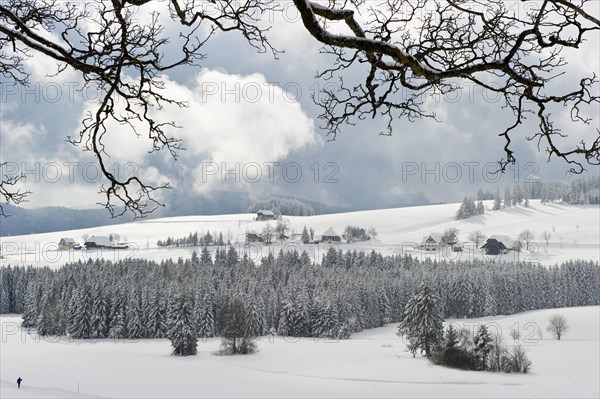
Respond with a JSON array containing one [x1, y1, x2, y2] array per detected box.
[[17, 377, 22, 388]]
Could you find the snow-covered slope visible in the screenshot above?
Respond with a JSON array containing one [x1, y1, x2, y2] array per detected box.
[[1, 200, 598, 268], [1, 306, 598, 398]]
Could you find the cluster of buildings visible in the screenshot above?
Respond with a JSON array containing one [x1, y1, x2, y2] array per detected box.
[[245, 226, 343, 244], [57, 208, 516, 256], [420, 233, 515, 255], [58, 236, 129, 250]]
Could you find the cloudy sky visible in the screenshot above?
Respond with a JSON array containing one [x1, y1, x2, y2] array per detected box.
[[1, 2, 598, 214]]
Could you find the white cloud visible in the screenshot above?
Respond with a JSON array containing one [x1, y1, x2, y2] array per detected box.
[[71, 68, 319, 197], [159, 69, 320, 194]]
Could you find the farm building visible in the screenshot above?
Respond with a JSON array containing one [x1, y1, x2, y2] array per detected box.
[[84, 236, 128, 249], [245, 230, 263, 243], [421, 233, 443, 251], [58, 238, 81, 250], [256, 210, 276, 221], [481, 235, 515, 255], [321, 227, 342, 243]]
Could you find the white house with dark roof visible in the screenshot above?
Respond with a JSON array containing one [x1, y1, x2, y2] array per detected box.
[[321, 227, 342, 242], [421, 233, 443, 251]]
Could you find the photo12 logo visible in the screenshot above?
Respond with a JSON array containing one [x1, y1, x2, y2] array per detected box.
[[0, 161, 139, 184], [201, 161, 339, 184], [401, 162, 540, 184]]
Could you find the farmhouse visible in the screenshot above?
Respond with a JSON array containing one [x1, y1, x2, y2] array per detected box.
[[58, 238, 81, 250], [256, 210, 276, 221], [84, 236, 122, 249], [481, 235, 514, 255], [321, 227, 342, 243], [245, 230, 263, 243], [421, 233, 443, 251]]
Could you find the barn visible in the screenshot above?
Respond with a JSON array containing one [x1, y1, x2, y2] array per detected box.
[[245, 230, 263, 243], [58, 238, 81, 250], [321, 227, 342, 243], [256, 210, 276, 221], [481, 235, 514, 255], [84, 236, 118, 249]]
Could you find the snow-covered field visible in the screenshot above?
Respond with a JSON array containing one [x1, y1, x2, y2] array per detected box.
[[1, 200, 598, 268], [1, 306, 598, 398], [1, 201, 598, 398]]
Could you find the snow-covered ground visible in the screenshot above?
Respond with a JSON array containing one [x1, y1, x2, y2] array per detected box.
[[1, 306, 598, 398], [1, 200, 598, 268]]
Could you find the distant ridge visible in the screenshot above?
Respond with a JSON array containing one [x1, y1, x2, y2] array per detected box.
[[0, 193, 351, 236]]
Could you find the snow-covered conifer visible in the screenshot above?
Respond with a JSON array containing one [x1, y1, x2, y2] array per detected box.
[[398, 282, 443, 357]]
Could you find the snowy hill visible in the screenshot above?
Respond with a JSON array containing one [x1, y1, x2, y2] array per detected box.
[[1, 306, 598, 398], [1, 200, 598, 268]]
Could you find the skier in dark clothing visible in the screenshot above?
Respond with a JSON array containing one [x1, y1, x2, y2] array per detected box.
[[17, 377, 22, 388]]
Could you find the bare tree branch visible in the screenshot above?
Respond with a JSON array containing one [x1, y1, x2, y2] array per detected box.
[[0, 0, 277, 218], [0, 162, 31, 217], [294, 0, 600, 172], [1, 0, 598, 217]]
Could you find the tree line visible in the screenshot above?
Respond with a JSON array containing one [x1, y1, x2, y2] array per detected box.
[[248, 198, 315, 217], [157, 231, 229, 248], [1, 250, 598, 346], [475, 176, 599, 207]]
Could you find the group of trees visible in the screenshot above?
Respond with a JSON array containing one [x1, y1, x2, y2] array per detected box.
[[1, 250, 598, 353], [456, 197, 485, 220], [301, 226, 315, 244], [458, 176, 599, 220], [474, 177, 600, 211], [157, 231, 229, 248], [343, 226, 378, 243], [399, 283, 531, 373], [248, 199, 315, 217]]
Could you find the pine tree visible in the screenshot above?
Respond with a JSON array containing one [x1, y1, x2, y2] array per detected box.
[[398, 282, 443, 357], [226, 246, 238, 266], [513, 185, 523, 206], [493, 189, 502, 210], [444, 324, 459, 351], [36, 291, 60, 336], [473, 324, 493, 370], [503, 186, 513, 208], [108, 287, 126, 339], [108, 302, 126, 339], [377, 288, 392, 325], [309, 298, 338, 338], [456, 197, 472, 220], [167, 289, 198, 356], [246, 301, 264, 337], [0, 276, 10, 314], [126, 292, 144, 339], [69, 288, 92, 339], [200, 246, 212, 266], [220, 297, 256, 355], [21, 284, 41, 328], [90, 289, 110, 339], [301, 226, 310, 244], [476, 200, 485, 214], [147, 291, 167, 338], [196, 296, 216, 338]]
